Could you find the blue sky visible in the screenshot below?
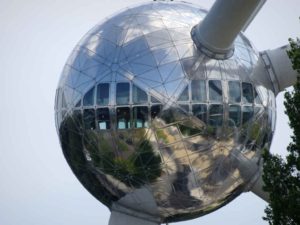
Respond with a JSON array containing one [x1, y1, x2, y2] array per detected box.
[[0, 0, 299, 225]]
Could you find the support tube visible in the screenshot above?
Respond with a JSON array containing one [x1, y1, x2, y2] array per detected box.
[[261, 45, 299, 95], [192, 0, 265, 59]]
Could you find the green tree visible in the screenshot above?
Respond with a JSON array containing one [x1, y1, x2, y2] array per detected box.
[[262, 38, 300, 225]]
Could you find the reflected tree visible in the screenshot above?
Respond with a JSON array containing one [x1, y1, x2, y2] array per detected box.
[[84, 129, 162, 188], [59, 113, 120, 207]]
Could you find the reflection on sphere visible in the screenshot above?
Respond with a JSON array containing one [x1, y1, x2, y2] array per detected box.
[[55, 2, 276, 223]]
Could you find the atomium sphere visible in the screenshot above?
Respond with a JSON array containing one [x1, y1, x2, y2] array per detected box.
[[55, 1, 276, 223]]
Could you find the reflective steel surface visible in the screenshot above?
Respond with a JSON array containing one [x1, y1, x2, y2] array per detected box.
[[55, 1, 276, 223]]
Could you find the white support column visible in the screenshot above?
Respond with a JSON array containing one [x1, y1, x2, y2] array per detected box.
[[250, 171, 269, 202], [243, 159, 269, 202], [242, 0, 266, 31], [109, 210, 160, 225], [109, 187, 161, 225], [261, 45, 299, 95], [191, 0, 265, 59]]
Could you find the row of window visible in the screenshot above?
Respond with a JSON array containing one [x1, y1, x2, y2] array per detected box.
[[179, 80, 261, 104], [76, 104, 258, 131], [79, 80, 262, 107], [79, 105, 161, 130], [81, 83, 152, 107]]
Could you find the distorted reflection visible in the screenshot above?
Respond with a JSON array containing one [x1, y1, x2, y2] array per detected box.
[[55, 1, 276, 223]]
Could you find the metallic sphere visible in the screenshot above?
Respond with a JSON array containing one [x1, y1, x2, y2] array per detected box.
[[55, 1, 276, 223]]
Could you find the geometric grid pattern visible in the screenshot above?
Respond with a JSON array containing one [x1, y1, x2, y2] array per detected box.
[[55, 1, 276, 223]]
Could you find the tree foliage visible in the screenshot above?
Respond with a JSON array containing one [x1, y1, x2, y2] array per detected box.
[[262, 38, 300, 225]]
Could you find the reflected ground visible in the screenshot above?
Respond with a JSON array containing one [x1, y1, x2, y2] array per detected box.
[[56, 1, 276, 223]]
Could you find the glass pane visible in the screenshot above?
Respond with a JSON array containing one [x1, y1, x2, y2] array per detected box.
[[117, 107, 131, 129], [191, 80, 206, 102], [75, 99, 81, 107], [62, 92, 67, 108], [151, 105, 162, 119], [242, 82, 254, 104], [83, 87, 95, 106], [96, 83, 109, 105], [228, 81, 241, 103], [192, 104, 207, 123], [133, 106, 148, 128], [178, 86, 189, 101], [179, 104, 189, 113], [97, 108, 110, 130], [209, 104, 223, 126], [254, 88, 262, 104], [242, 106, 254, 124], [116, 83, 130, 105], [83, 109, 95, 129], [209, 80, 222, 102], [133, 85, 147, 104], [73, 110, 83, 128], [254, 106, 263, 116], [151, 96, 160, 103], [229, 105, 241, 127]]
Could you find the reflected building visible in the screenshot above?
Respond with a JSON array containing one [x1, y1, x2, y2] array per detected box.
[[55, 0, 298, 224]]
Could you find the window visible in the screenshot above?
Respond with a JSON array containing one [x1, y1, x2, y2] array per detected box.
[[83, 87, 95, 106], [133, 85, 147, 104], [209, 80, 222, 102], [97, 108, 110, 130], [191, 80, 206, 102], [117, 107, 130, 129], [133, 106, 148, 128], [242, 106, 254, 124], [151, 105, 162, 119], [242, 82, 254, 104], [228, 81, 241, 103], [229, 105, 241, 127], [192, 104, 207, 123], [178, 86, 189, 101], [83, 109, 95, 129], [209, 104, 223, 126], [116, 83, 130, 105], [96, 83, 109, 105]]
